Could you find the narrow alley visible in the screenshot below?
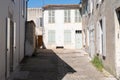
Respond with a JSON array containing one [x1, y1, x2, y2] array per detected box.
[[9, 49, 116, 80]]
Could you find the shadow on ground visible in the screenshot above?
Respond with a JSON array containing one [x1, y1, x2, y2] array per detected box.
[[14, 49, 76, 80]]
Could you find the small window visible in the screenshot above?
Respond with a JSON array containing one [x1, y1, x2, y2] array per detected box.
[[40, 18, 43, 27]]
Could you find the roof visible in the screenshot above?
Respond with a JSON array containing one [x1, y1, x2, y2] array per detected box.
[[43, 4, 81, 10], [28, 8, 42, 10]]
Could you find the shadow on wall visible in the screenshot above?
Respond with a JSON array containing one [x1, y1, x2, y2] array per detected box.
[[17, 49, 76, 80]]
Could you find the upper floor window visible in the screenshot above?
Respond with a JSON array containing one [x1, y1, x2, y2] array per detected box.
[[48, 10, 55, 23], [82, 1, 88, 15], [75, 9, 81, 23], [64, 10, 71, 23]]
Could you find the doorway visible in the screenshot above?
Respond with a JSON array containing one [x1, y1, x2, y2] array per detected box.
[[75, 30, 82, 49], [6, 17, 15, 78], [9, 20, 14, 73]]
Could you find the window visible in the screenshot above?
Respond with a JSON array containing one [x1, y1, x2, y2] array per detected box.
[[64, 10, 71, 23], [40, 18, 43, 27], [88, 0, 93, 14], [48, 30, 55, 44], [82, 2, 88, 15], [75, 9, 81, 22], [64, 30, 71, 44], [48, 10, 55, 23]]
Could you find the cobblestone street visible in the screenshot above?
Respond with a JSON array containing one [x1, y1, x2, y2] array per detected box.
[[9, 49, 116, 80]]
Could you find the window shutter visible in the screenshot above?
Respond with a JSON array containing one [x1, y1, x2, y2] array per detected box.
[[48, 30, 55, 44], [64, 30, 71, 44]]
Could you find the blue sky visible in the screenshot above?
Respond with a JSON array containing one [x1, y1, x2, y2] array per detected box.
[[28, 0, 81, 8]]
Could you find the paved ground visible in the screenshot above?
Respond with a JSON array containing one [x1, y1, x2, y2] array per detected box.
[[9, 49, 116, 80]]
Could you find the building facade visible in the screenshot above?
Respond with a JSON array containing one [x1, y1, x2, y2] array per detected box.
[[0, 0, 27, 80], [43, 4, 82, 49], [82, 0, 120, 79], [28, 8, 43, 48], [28, 8, 43, 36]]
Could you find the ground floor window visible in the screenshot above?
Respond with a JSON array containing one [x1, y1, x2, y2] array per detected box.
[[64, 30, 71, 44], [48, 30, 55, 44]]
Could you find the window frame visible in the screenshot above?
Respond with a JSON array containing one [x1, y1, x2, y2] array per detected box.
[[48, 30, 55, 44], [75, 9, 81, 23], [64, 30, 71, 44], [64, 10, 71, 23], [48, 10, 55, 23]]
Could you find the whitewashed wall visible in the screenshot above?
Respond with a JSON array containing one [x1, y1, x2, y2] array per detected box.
[[28, 8, 43, 35], [0, 0, 26, 80], [43, 9, 82, 49]]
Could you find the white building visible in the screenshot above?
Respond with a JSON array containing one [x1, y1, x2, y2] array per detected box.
[[28, 8, 43, 36], [43, 4, 82, 49], [0, 0, 27, 80]]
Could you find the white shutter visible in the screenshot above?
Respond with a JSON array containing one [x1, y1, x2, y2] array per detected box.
[[102, 17, 106, 57], [64, 30, 71, 44], [90, 0, 93, 13], [96, 21, 100, 54], [99, 21, 102, 55], [13, 22, 16, 71], [48, 30, 55, 44], [6, 18, 10, 78], [87, 0, 90, 13], [14, 22, 16, 49]]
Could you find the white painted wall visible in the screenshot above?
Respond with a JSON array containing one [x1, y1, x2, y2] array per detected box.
[[28, 8, 43, 35], [114, 10, 120, 78], [0, 0, 27, 80], [43, 9, 82, 49]]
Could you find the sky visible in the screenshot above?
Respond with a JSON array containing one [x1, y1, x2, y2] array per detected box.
[[28, 0, 81, 8]]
